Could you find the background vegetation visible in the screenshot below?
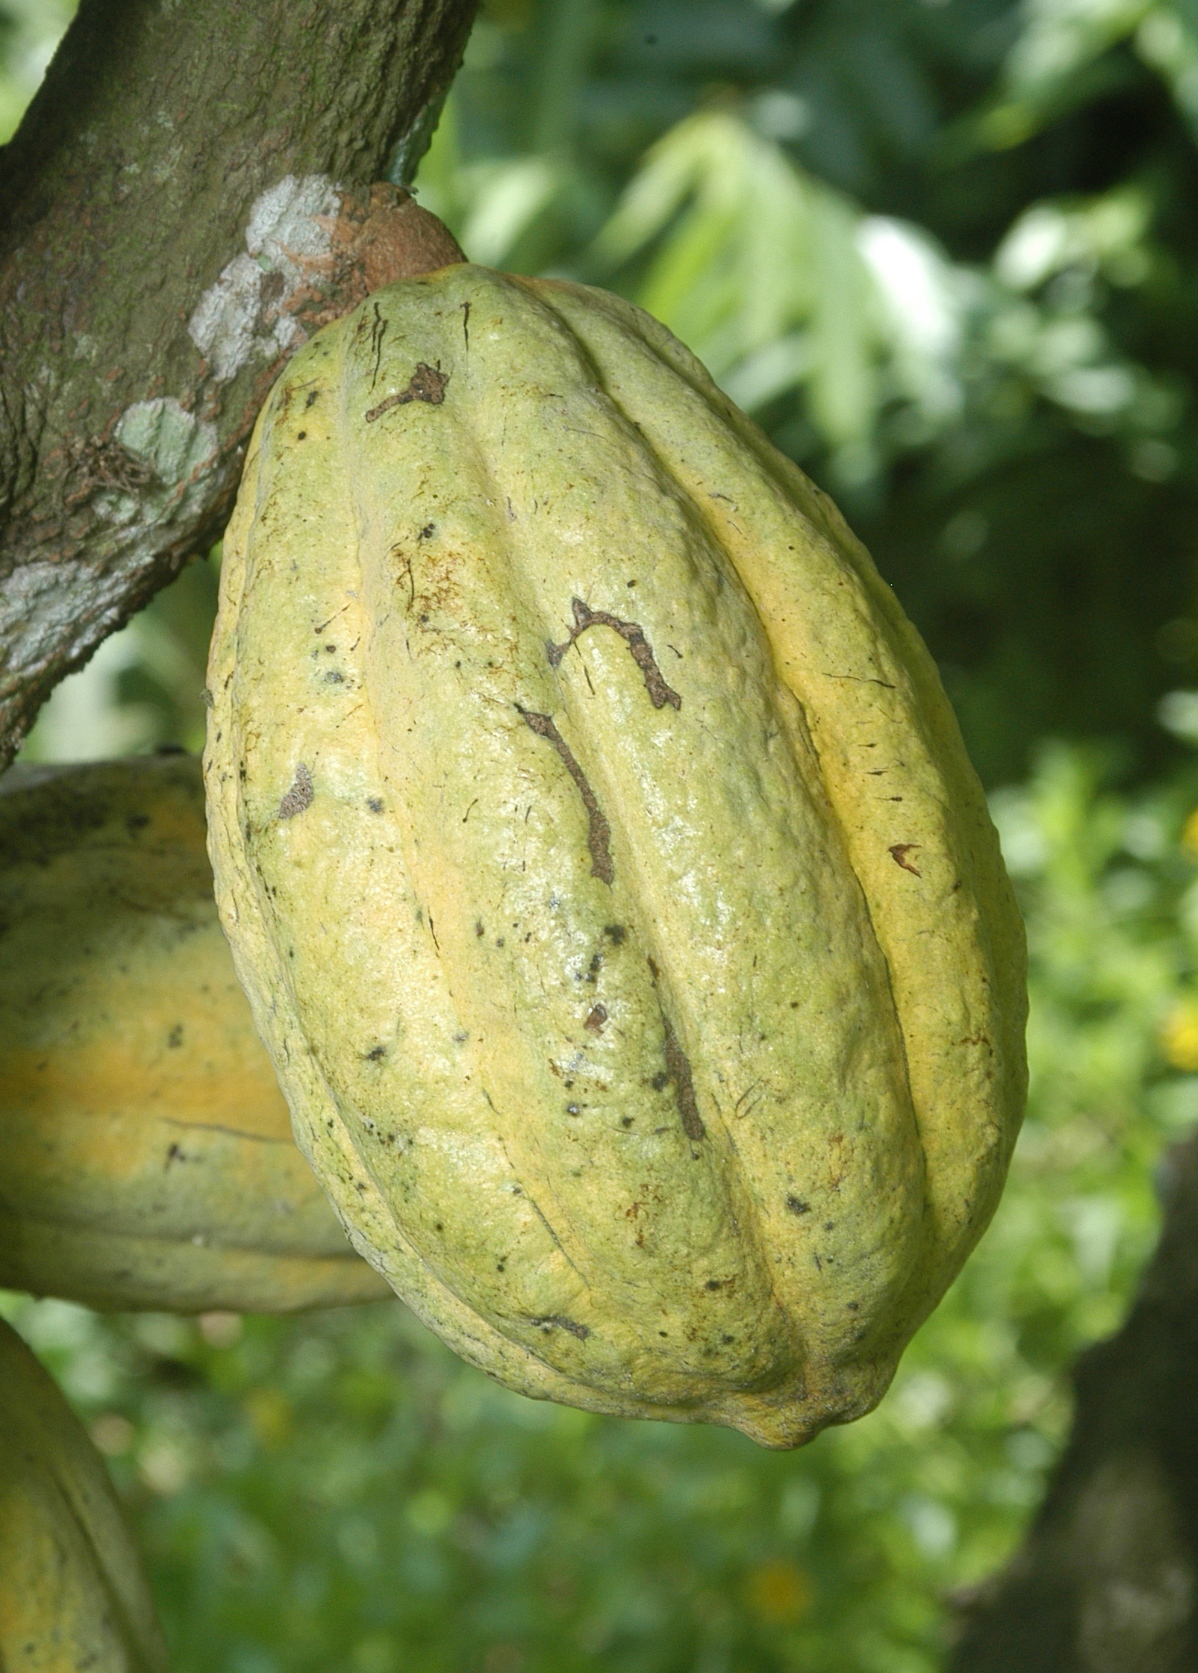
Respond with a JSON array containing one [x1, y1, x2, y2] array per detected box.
[[8, 0, 1198, 1667]]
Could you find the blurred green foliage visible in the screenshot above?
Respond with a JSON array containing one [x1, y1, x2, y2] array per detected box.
[[11, 0, 1198, 1668], [0, 0, 71, 139]]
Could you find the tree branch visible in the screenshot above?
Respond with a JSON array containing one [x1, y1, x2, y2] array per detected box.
[[948, 1128, 1198, 1672], [0, 0, 475, 765]]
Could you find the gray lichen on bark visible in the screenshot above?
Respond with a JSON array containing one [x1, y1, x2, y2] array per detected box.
[[0, 0, 476, 766]]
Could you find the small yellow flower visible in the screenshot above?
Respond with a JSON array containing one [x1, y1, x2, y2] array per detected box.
[[245, 1386, 293, 1449], [744, 1558, 814, 1624], [1161, 1001, 1198, 1071], [1181, 807, 1198, 856]]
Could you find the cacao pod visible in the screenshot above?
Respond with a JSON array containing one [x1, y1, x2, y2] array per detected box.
[[0, 1315, 167, 1671], [0, 755, 389, 1313], [205, 265, 1026, 1447]]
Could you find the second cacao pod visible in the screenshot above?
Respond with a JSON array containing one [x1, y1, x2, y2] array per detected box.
[[206, 265, 1027, 1447], [0, 755, 389, 1313]]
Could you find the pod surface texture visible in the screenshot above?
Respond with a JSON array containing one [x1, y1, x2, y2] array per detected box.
[[0, 756, 389, 1313], [205, 266, 1027, 1447], [0, 1316, 167, 1671]]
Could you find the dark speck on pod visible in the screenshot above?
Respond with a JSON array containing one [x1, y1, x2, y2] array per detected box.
[[277, 763, 313, 820], [530, 1315, 590, 1341]]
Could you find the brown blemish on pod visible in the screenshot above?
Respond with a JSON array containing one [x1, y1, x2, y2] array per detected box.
[[888, 843, 921, 876], [661, 1012, 705, 1142], [548, 598, 682, 711], [365, 362, 449, 422], [516, 706, 614, 884]]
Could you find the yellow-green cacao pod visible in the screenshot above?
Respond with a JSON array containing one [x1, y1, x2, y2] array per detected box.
[[205, 266, 1027, 1447], [0, 755, 389, 1313], [0, 1316, 167, 1671]]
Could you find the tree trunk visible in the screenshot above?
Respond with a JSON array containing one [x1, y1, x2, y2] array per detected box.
[[948, 1129, 1198, 1673], [0, 0, 476, 766]]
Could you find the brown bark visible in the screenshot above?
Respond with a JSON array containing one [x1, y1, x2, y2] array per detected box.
[[948, 1129, 1198, 1673], [0, 0, 474, 766]]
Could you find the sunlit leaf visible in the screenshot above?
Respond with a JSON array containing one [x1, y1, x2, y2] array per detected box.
[[1135, 0, 1198, 136], [962, 0, 1150, 151]]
